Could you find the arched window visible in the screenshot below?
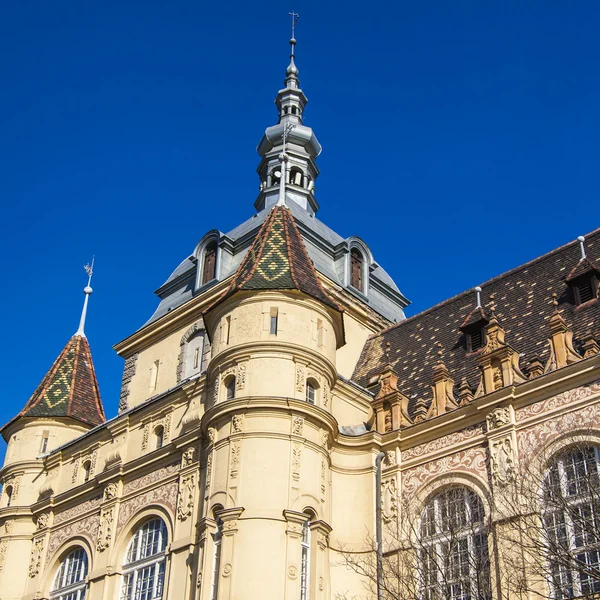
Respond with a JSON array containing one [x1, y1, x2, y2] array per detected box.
[[202, 241, 217, 286], [121, 518, 168, 600], [154, 426, 164, 450], [290, 167, 303, 187], [82, 461, 91, 483], [210, 511, 223, 600], [306, 380, 318, 405], [420, 487, 490, 600], [224, 376, 236, 401], [543, 446, 600, 598], [300, 518, 311, 600], [4, 485, 13, 507], [270, 168, 281, 187], [350, 248, 364, 291], [50, 547, 88, 600]]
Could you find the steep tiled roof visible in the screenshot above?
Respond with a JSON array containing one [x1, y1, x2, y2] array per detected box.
[[353, 229, 600, 417], [204, 205, 342, 315], [9, 335, 105, 429]]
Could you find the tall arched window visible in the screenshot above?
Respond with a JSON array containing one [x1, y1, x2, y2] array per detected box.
[[210, 511, 223, 600], [121, 518, 168, 600], [420, 487, 490, 600], [202, 241, 217, 285], [306, 380, 318, 405], [82, 461, 91, 483], [543, 446, 600, 598], [154, 425, 164, 450], [300, 518, 311, 600], [50, 547, 88, 600], [4, 485, 13, 507], [225, 376, 236, 401], [350, 248, 364, 291]]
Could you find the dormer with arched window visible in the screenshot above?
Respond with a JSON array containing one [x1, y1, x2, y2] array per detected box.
[[346, 238, 372, 296], [195, 232, 221, 291]]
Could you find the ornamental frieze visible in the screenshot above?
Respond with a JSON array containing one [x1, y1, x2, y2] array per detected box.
[[117, 481, 178, 531], [47, 512, 100, 559], [402, 446, 488, 498], [54, 495, 102, 525], [516, 379, 600, 422], [122, 461, 179, 495], [402, 424, 484, 461]]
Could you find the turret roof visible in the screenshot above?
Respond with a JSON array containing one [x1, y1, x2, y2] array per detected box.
[[204, 205, 342, 315], [5, 335, 105, 431]]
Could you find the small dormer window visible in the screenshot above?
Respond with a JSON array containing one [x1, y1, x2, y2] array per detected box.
[[350, 248, 364, 291], [202, 241, 217, 285], [573, 276, 598, 305], [467, 328, 485, 352], [565, 255, 600, 307]]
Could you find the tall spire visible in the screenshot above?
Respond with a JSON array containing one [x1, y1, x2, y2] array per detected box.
[[254, 14, 322, 215], [75, 258, 94, 337]]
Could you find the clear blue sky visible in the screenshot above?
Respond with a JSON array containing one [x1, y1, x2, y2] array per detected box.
[[1, 1, 598, 458]]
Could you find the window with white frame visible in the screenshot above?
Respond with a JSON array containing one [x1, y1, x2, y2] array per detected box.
[[420, 487, 490, 600], [50, 547, 88, 600], [210, 514, 223, 600], [120, 518, 168, 600], [306, 380, 318, 405], [300, 519, 311, 600], [543, 446, 600, 598]]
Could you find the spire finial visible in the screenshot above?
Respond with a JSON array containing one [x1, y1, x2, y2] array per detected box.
[[474, 286, 482, 309], [289, 10, 299, 40], [577, 236, 587, 260], [75, 257, 94, 337], [285, 12, 300, 84]]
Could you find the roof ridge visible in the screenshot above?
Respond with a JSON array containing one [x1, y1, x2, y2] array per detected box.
[[368, 227, 600, 341]]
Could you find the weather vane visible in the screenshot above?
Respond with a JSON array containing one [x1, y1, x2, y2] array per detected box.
[[289, 11, 299, 38]]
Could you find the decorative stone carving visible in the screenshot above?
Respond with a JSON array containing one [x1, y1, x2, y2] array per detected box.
[[29, 536, 45, 577], [205, 452, 213, 499], [182, 447, 196, 466], [223, 563, 233, 577], [321, 458, 327, 497], [213, 375, 220, 403], [119, 352, 138, 412], [486, 407, 511, 431], [490, 437, 515, 487], [384, 451, 396, 467], [48, 513, 100, 558], [292, 417, 304, 436], [36, 512, 49, 530], [320, 429, 329, 448], [0, 541, 7, 574], [4, 520, 13, 534], [54, 496, 102, 525], [71, 457, 80, 484], [141, 423, 151, 452], [323, 381, 330, 408], [402, 447, 488, 498], [104, 483, 118, 501], [236, 364, 246, 390], [382, 477, 398, 523], [292, 444, 302, 481], [177, 474, 196, 521], [96, 506, 114, 552], [223, 520, 237, 533], [296, 365, 305, 392], [402, 424, 484, 461], [516, 379, 600, 422], [288, 564, 298, 579], [123, 461, 179, 495], [232, 415, 244, 433], [117, 481, 178, 531], [230, 441, 241, 479], [208, 427, 217, 445]]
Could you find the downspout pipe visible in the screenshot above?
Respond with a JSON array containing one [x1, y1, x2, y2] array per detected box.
[[375, 451, 386, 600]]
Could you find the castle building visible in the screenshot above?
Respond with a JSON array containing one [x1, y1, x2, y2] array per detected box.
[[1, 29, 599, 600]]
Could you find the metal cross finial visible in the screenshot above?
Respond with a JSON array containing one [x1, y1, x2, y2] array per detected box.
[[84, 256, 95, 286], [76, 257, 95, 337], [289, 11, 299, 38]]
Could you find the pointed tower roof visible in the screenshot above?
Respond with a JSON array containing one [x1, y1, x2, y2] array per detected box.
[[14, 335, 105, 427], [204, 205, 342, 316], [2, 263, 106, 437]]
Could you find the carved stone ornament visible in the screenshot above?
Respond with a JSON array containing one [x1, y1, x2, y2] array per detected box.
[[490, 437, 516, 487], [104, 483, 118, 501], [236, 364, 246, 390], [382, 477, 398, 523], [288, 564, 298, 579], [0, 541, 7, 574], [321, 458, 327, 497], [208, 427, 217, 445], [213, 375, 220, 403], [223, 563, 233, 577], [141, 423, 151, 452], [292, 416, 304, 436], [230, 441, 241, 479], [48, 513, 100, 558], [117, 481, 178, 532], [36, 512, 50, 530], [320, 429, 329, 448], [292, 444, 302, 481], [296, 365, 306, 392], [29, 536, 45, 578], [486, 407, 511, 431], [182, 447, 196, 466], [177, 474, 196, 521], [4, 520, 13, 535], [323, 381, 330, 408], [96, 507, 114, 552], [384, 451, 396, 467], [232, 414, 244, 433], [205, 452, 213, 496], [71, 457, 80, 484]]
